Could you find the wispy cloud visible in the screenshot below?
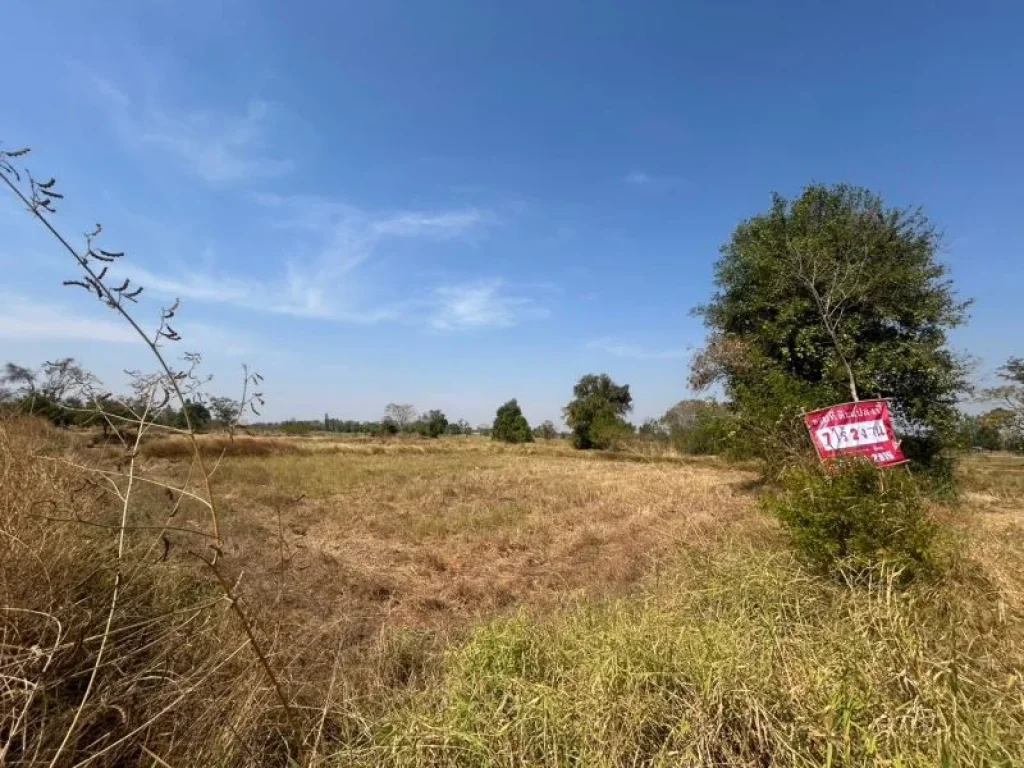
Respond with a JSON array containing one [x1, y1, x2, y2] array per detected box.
[[176, 322, 255, 357], [112, 197, 513, 326], [372, 209, 488, 237], [0, 296, 138, 344], [119, 262, 405, 324], [429, 280, 547, 331], [587, 337, 688, 360], [624, 171, 654, 185], [623, 170, 688, 189], [88, 74, 292, 183]]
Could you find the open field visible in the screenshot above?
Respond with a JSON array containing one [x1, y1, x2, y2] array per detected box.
[[3, 420, 1024, 765]]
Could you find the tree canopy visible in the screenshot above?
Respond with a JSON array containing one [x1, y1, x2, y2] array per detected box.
[[492, 399, 533, 443], [563, 373, 633, 449], [383, 403, 417, 432], [691, 184, 969, 471], [418, 409, 449, 438], [533, 420, 559, 440]]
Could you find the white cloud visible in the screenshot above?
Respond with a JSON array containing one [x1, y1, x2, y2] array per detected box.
[[587, 337, 688, 360], [89, 74, 292, 183], [624, 171, 654, 185], [372, 209, 487, 237], [429, 280, 546, 331], [114, 195, 504, 326], [623, 170, 688, 189], [0, 296, 138, 344], [119, 262, 403, 324]]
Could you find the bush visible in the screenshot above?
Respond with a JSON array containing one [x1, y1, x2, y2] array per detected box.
[[417, 409, 449, 439], [533, 420, 559, 440], [564, 374, 633, 450], [586, 411, 634, 450], [492, 399, 533, 443], [665, 400, 734, 455], [764, 459, 941, 581]]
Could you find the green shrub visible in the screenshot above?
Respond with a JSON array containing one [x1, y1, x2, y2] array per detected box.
[[492, 399, 533, 443], [564, 373, 633, 450], [764, 460, 940, 581], [417, 409, 449, 439], [585, 411, 634, 450], [666, 402, 735, 455]]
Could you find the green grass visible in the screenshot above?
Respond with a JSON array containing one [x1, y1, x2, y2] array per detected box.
[[334, 551, 1024, 767]]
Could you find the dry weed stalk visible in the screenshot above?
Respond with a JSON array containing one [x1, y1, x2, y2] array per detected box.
[[0, 143, 302, 764]]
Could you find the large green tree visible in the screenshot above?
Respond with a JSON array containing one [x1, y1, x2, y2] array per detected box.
[[564, 374, 633, 449], [492, 399, 533, 443], [691, 184, 969, 472]]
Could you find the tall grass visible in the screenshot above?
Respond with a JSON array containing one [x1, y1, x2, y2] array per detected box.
[[0, 416, 330, 765], [340, 550, 1024, 767]]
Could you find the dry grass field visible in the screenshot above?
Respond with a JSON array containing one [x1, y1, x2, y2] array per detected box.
[[3, 418, 1023, 765]]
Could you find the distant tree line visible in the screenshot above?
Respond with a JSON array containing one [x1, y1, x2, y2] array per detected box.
[[958, 358, 1024, 452], [9, 351, 1021, 456], [0, 358, 240, 434]]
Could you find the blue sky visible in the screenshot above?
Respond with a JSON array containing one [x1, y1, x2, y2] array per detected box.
[[2, 1, 1022, 426]]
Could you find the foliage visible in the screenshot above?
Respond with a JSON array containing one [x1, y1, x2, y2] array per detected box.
[[176, 399, 212, 432], [564, 373, 633, 449], [384, 403, 418, 433], [979, 357, 1024, 450], [957, 408, 1021, 452], [533, 420, 559, 440], [492, 399, 533, 443], [445, 418, 473, 436], [763, 460, 940, 581], [663, 399, 735, 455], [637, 418, 668, 438], [417, 409, 449, 439], [323, 416, 391, 435], [692, 184, 969, 480], [209, 396, 241, 427]]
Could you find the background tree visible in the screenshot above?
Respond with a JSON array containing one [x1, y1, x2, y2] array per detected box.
[[210, 396, 241, 428], [984, 358, 1024, 430], [663, 399, 734, 455], [176, 400, 212, 432], [446, 418, 472, 436], [1, 358, 92, 426], [533, 420, 558, 440], [384, 403, 417, 433], [2, 363, 38, 412], [957, 410, 1013, 452], [417, 409, 449, 438], [975, 357, 1024, 451], [691, 184, 969, 477], [563, 373, 633, 449], [637, 418, 667, 438], [492, 399, 533, 443]]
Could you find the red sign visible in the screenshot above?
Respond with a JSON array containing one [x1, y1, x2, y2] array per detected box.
[[803, 399, 906, 468]]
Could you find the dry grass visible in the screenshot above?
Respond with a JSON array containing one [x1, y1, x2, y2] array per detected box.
[[2, 418, 1023, 766]]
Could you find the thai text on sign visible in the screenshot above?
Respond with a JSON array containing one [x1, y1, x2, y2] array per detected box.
[[803, 399, 907, 468]]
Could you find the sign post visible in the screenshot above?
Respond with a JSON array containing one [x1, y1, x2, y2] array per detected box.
[[802, 399, 906, 468]]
